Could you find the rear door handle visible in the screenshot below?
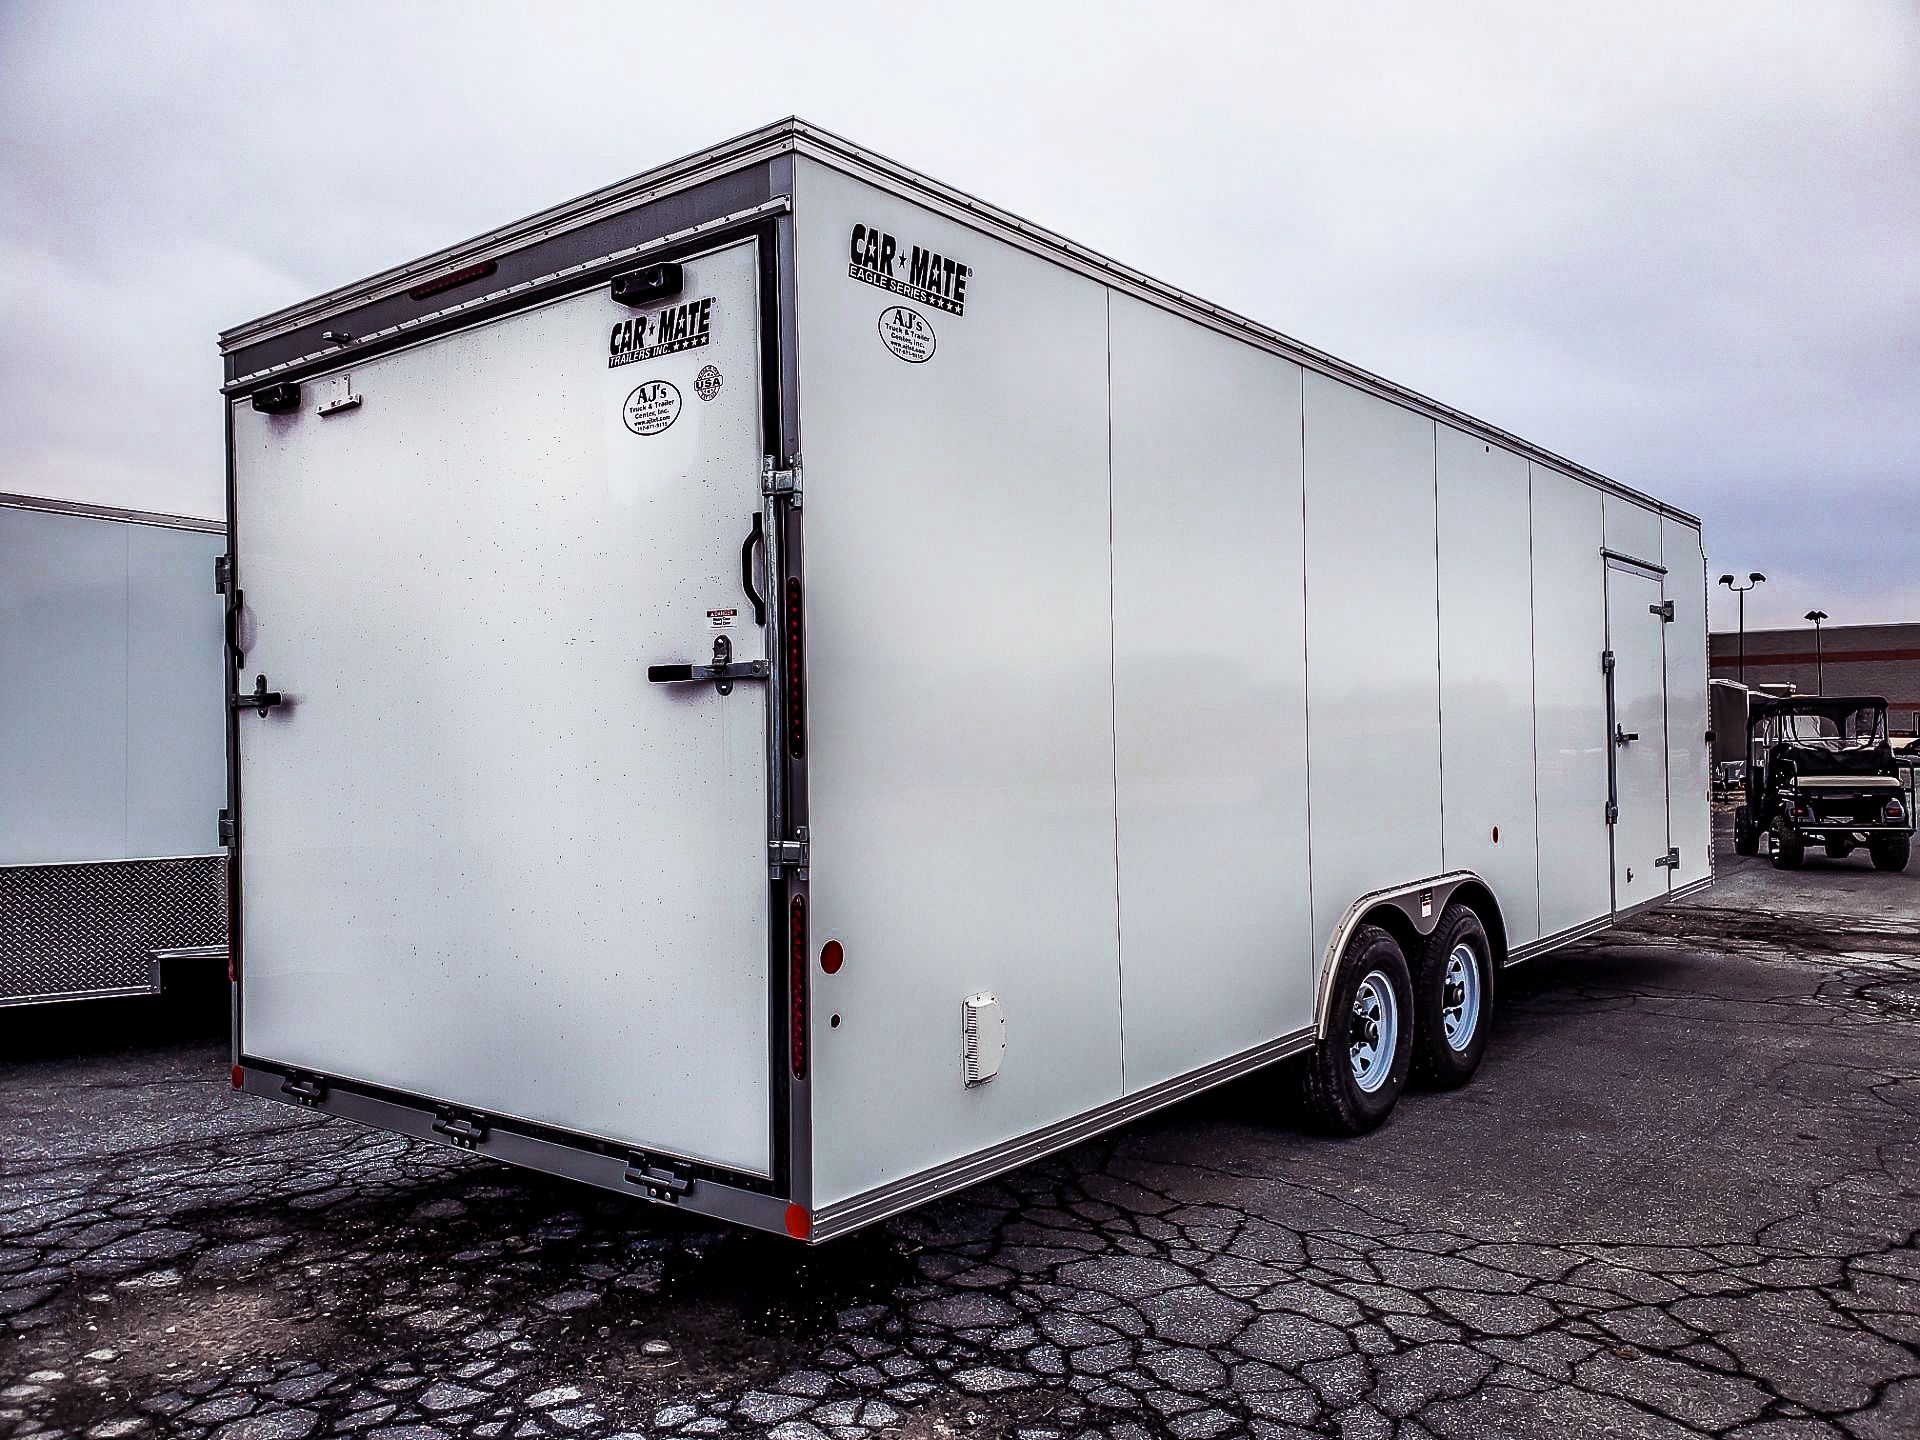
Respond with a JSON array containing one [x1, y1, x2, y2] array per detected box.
[[1615, 726, 1638, 746], [740, 513, 766, 626]]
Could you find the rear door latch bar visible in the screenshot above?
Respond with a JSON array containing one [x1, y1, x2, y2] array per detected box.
[[647, 634, 769, 696]]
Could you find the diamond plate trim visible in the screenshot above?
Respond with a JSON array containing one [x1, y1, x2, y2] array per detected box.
[[0, 856, 227, 1004]]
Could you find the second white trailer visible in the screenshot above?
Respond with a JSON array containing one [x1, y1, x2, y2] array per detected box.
[[220, 120, 1710, 1241]]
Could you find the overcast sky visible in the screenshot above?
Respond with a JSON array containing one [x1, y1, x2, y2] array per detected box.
[[3, 0, 1914, 631]]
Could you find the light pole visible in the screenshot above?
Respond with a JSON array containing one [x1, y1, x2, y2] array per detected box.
[[1804, 609, 1828, 693], [1718, 572, 1766, 684]]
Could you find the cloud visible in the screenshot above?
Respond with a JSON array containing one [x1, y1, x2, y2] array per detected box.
[[2, 0, 1915, 627]]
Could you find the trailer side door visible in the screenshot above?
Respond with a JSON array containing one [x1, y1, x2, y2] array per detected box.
[[1605, 561, 1673, 911]]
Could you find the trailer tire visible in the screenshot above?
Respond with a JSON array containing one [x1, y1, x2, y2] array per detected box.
[[1732, 807, 1759, 856], [1869, 834, 1911, 872], [1298, 924, 1413, 1135], [1823, 837, 1856, 859], [1769, 818, 1805, 870], [1410, 904, 1493, 1090]]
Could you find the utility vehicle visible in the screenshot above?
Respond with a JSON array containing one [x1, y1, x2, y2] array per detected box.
[[1733, 695, 1913, 871]]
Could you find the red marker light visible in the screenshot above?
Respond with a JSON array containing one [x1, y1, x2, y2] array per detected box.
[[789, 897, 807, 1079], [230, 1065, 244, 1090], [784, 1204, 811, 1241], [407, 258, 498, 301], [821, 940, 844, 975]]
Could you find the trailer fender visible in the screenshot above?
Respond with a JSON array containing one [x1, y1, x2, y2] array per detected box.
[[1312, 872, 1509, 1040]]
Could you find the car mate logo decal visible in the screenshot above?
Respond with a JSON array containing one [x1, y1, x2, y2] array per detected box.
[[622, 380, 681, 435], [608, 296, 715, 369], [848, 224, 971, 315], [877, 305, 936, 363]]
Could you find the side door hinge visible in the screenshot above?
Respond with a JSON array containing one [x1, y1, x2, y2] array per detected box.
[[1605, 800, 1619, 825], [762, 457, 801, 508], [1601, 649, 1615, 675], [218, 808, 235, 848], [431, 1108, 489, 1149], [624, 1153, 695, 1205], [1655, 847, 1680, 869], [770, 826, 809, 878], [214, 555, 232, 594], [1650, 599, 1675, 622]]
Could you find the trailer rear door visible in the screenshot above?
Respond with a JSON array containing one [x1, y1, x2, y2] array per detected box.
[[230, 238, 775, 1177]]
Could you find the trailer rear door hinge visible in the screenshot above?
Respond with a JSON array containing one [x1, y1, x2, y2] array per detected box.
[[431, 1109, 489, 1149], [770, 827, 809, 876], [1655, 847, 1680, 869], [1650, 599, 1675, 621], [1605, 801, 1619, 825], [623, 1154, 695, 1205], [1601, 649, 1615, 674], [762, 457, 801, 507], [280, 1072, 327, 1106], [218, 808, 235, 847], [214, 555, 232, 595]]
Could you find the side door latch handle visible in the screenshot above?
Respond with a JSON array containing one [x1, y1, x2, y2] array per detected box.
[[231, 674, 284, 717]]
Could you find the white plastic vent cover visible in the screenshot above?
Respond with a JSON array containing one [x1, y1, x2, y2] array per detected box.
[[961, 992, 1006, 1087]]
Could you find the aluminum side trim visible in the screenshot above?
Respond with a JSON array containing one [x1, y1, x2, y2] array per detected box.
[[0, 492, 223, 534], [0, 986, 155, 1009], [811, 1027, 1316, 1241], [1506, 913, 1613, 965], [0, 852, 226, 872], [233, 1066, 792, 1236], [1668, 875, 1713, 903]]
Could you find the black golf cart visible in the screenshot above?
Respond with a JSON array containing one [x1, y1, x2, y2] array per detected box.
[[1733, 695, 1913, 871]]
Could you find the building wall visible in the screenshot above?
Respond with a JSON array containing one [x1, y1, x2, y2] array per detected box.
[[1709, 622, 1920, 731]]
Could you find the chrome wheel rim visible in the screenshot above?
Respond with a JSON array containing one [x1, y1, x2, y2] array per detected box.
[[1441, 943, 1481, 1052], [1349, 971, 1398, 1093]]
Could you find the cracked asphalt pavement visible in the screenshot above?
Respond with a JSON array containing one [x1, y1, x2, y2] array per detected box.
[[4, 813, 1917, 1440]]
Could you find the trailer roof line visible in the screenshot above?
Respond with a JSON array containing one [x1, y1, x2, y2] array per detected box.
[[217, 118, 1700, 528]]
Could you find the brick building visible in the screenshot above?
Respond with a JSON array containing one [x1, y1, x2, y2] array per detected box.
[[1709, 621, 1920, 733]]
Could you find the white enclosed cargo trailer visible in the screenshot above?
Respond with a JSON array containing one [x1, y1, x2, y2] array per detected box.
[[219, 120, 1710, 1241], [1, 494, 228, 1006]]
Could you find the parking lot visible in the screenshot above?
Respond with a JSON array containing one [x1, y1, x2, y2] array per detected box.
[[4, 813, 1917, 1440]]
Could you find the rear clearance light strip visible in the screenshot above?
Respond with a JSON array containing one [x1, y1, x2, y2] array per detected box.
[[789, 895, 808, 1080], [407, 259, 498, 301]]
